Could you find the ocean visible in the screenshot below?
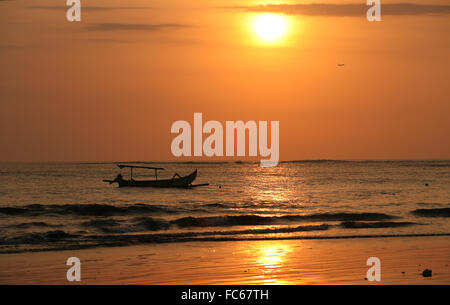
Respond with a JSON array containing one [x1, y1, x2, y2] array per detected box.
[[0, 161, 449, 254]]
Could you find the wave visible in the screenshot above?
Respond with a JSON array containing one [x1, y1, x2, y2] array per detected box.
[[1, 230, 77, 245], [202, 203, 228, 208], [134, 217, 171, 231], [66, 216, 422, 234], [117, 224, 331, 238], [398, 162, 450, 167], [80, 216, 421, 233], [81, 219, 122, 229], [200, 200, 304, 209], [0, 224, 330, 248], [411, 208, 450, 218], [6, 222, 62, 229], [340, 221, 417, 229], [78, 216, 331, 233], [0, 203, 179, 217], [2, 231, 449, 254], [81, 217, 172, 233], [172, 212, 397, 228], [211, 224, 330, 235]]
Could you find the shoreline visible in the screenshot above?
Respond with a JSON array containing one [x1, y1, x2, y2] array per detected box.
[[2, 232, 450, 255], [1, 235, 449, 284]]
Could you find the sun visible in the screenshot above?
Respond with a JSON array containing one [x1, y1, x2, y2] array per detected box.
[[252, 13, 288, 43]]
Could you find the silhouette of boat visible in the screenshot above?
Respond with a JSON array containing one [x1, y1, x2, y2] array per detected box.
[[103, 164, 206, 188]]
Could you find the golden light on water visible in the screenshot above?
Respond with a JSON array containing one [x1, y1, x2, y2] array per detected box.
[[252, 13, 289, 43], [256, 243, 292, 284], [258, 245, 286, 269]]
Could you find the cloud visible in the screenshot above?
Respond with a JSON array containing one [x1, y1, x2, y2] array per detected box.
[[85, 23, 187, 32], [77, 38, 133, 44], [231, 3, 450, 17], [30, 6, 151, 11]]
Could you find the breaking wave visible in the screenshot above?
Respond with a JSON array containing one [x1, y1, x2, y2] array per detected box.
[[172, 212, 398, 227], [5, 222, 62, 229], [0, 203, 179, 217], [1, 230, 449, 254], [340, 221, 417, 229], [411, 208, 450, 218], [80, 217, 171, 233], [1, 230, 77, 245]]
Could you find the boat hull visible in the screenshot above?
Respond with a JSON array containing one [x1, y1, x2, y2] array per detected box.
[[116, 170, 197, 188]]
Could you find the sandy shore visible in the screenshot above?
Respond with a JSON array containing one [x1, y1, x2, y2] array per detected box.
[[0, 236, 449, 284]]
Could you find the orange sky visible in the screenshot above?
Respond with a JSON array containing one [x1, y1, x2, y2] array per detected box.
[[0, 0, 449, 161]]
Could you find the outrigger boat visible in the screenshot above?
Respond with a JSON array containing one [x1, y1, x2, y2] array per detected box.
[[103, 164, 208, 188]]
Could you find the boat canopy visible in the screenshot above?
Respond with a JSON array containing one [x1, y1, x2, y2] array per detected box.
[[116, 164, 165, 180], [116, 164, 165, 170]]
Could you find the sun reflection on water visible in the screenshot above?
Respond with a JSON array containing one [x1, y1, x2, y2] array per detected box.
[[255, 242, 292, 284]]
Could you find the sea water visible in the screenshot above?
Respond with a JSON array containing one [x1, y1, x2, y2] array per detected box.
[[0, 160, 449, 253]]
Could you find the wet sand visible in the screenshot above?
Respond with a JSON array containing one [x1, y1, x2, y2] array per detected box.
[[0, 236, 449, 284]]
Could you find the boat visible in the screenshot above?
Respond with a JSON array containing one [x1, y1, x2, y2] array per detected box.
[[103, 164, 206, 188]]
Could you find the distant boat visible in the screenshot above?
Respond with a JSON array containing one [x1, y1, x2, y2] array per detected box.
[[103, 164, 207, 188]]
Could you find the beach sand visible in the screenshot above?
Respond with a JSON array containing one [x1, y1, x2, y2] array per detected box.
[[0, 236, 449, 284]]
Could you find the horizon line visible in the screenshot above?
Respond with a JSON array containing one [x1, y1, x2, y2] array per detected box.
[[0, 158, 449, 164]]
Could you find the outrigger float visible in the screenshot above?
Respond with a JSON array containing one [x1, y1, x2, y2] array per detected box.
[[103, 164, 208, 188]]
